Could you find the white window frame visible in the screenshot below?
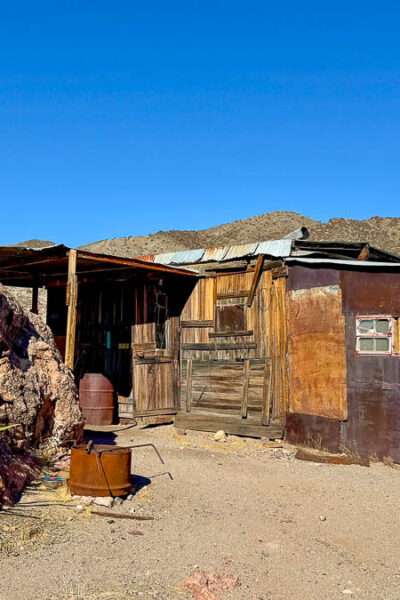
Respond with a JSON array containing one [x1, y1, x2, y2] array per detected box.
[[356, 315, 393, 355]]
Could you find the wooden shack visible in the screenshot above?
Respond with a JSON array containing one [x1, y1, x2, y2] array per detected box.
[[0, 245, 196, 422], [4, 237, 400, 460], [146, 238, 400, 459]]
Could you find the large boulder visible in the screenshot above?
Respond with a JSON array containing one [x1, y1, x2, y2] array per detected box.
[[0, 284, 83, 503]]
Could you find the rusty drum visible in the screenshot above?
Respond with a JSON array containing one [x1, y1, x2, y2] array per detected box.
[[69, 444, 132, 497], [79, 373, 114, 425]]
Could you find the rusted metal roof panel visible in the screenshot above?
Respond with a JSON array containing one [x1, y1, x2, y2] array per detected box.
[[256, 239, 292, 257], [222, 243, 258, 261], [201, 246, 228, 262]]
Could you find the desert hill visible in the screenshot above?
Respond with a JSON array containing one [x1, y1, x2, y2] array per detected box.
[[81, 211, 400, 258]]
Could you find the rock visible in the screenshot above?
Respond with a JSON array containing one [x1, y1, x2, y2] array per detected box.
[[0, 285, 83, 504], [214, 430, 227, 442], [113, 497, 124, 506], [94, 496, 114, 508], [319, 515, 327, 522]]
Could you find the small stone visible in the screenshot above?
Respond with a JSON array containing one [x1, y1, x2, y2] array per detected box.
[[113, 497, 124, 506], [126, 494, 134, 501], [214, 430, 227, 442], [319, 515, 327, 521], [76, 504, 84, 512], [94, 497, 114, 508]]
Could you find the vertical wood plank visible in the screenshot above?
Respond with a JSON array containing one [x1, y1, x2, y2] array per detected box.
[[262, 360, 272, 425], [241, 358, 250, 418], [186, 358, 193, 413], [65, 249, 78, 370]]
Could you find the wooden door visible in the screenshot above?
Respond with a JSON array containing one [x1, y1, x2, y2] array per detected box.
[[131, 281, 180, 418]]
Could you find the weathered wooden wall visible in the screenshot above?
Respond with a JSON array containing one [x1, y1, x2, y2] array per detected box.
[[286, 265, 400, 461], [177, 267, 287, 437]]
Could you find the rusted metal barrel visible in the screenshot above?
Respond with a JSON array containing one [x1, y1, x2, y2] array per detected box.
[[69, 445, 132, 497], [79, 373, 114, 425]]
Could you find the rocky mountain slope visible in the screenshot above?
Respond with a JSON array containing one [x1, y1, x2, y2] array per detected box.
[[81, 211, 400, 257]]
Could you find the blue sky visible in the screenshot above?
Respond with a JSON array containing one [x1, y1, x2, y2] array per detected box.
[[1, 2, 399, 246]]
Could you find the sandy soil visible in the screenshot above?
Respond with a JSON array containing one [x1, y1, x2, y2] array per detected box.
[[2, 425, 400, 600]]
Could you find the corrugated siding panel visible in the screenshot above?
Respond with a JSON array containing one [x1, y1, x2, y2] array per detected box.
[[170, 248, 205, 264], [202, 246, 228, 262], [223, 243, 258, 261], [255, 239, 292, 257]]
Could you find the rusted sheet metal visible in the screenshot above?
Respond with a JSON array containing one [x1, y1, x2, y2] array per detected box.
[[223, 243, 258, 261], [285, 413, 342, 453], [255, 239, 292, 258], [288, 285, 347, 420], [341, 271, 400, 314], [287, 265, 340, 291], [341, 286, 400, 460], [136, 254, 155, 262], [202, 246, 228, 262]]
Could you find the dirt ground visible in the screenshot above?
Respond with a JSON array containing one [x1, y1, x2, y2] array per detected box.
[[2, 425, 400, 600]]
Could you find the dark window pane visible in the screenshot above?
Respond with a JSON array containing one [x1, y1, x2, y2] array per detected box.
[[216, 305, 245, 332]]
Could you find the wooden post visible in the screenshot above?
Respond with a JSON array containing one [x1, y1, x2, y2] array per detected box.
[[247, 255, 264, 307], [31, 286, 39, 315], [65, 250, 78, 370]]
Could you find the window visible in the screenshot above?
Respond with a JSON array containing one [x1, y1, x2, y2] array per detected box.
[[356, 317, 392, 354], [216, 304, 245, 332]]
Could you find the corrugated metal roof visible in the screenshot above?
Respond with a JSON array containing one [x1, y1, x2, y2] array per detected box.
[[222, 243, 258, 261], [255, 239, 292, 257], [170, 248, 205, 264], [153, 252, 177, 264], [202, 246, 229, 262]]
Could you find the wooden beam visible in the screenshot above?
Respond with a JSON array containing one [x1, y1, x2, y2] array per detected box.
[[31, 287, 39, 314], [174, 412, 283, 439], [181, 320, 214, 328], [247, 255, 265, 307], [76, 250, 195, 277], [65, 250, 78, 370]]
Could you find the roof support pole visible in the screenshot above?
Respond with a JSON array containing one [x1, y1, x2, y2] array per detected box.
[[31, 286, 39, 315], [65, 250, 78, 370]]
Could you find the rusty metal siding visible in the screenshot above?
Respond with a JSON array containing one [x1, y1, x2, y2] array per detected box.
[[341, 271, 400, 314], [287, 267, 400, 461], [287, 284, 347, 420], [341, 273, 400, 460], [287, 265, 340, 291], [286, 413, 342, 453]]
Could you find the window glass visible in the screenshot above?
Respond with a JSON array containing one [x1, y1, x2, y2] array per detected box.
[[376, 319, 390, 334], [359, 338, 374, 351], [356, 316, 392, 354], [358, 319, 374, 334], [375, 338, 390, 352]]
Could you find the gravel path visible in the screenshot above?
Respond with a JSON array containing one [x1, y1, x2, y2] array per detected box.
[[2, 425, 400, 600]]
